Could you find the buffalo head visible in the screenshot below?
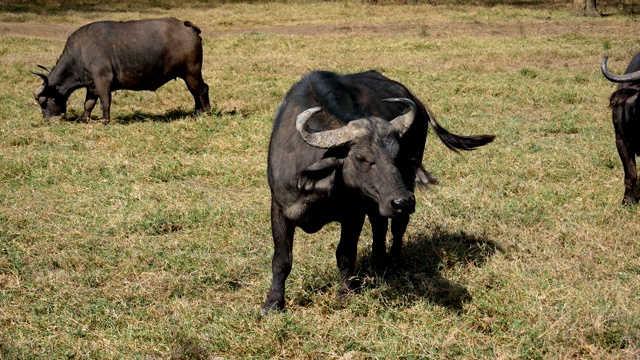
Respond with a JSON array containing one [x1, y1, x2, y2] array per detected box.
[[295, 98, 418, 217], [30, 65, 67, 118]]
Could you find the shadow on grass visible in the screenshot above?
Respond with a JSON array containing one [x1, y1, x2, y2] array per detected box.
[[63, 107, 236, 125], [112, 108, 195, 124], [356, 224, 503, 311]]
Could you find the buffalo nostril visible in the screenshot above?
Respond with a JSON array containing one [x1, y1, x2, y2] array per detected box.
[[391, 199, 403, 209], [391, 197, 415, 213]]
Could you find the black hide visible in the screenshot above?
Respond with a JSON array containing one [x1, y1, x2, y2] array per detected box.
[[605, 51, 640, 205], [31, 18, 211, 123], [263, 70, 495, 312]]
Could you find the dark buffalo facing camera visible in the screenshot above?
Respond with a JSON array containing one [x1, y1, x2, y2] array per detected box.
[[30, 17, 211, 123], [601, 52, 640, 205], [263, 70, 495, 313]]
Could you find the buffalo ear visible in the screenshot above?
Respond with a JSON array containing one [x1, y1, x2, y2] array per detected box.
[[609, 87, 639, 108], [414, 163, 438, 188], [295, 157, 343, 194], [34, 85, 45, 100], [610, 87, 640, 123]]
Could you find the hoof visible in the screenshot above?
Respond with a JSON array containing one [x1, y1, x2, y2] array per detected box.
[[371, 253, 389, 269], [371, 252, 400, 270], [622, 196, 637, 207], [338, 277, 362, 299], [261, 300, 284, 315]]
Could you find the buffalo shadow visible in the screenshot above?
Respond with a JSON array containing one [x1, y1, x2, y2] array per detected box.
[[354, 224, 502, 311], [62, 107, 235, 125]]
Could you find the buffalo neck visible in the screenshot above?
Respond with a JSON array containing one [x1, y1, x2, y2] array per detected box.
[[48, 56, 84, 98]]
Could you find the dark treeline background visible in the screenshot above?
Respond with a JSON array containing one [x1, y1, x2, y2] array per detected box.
[[0, 0, 638, 15]]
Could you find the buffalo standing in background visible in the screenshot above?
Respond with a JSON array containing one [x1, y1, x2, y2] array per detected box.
[[30, 18, 211, 124], [264, 70, 495, 312], [601, 52, 640, 205]]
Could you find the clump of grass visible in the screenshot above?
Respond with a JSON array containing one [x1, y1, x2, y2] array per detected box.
[[519, 67, 538, 78]]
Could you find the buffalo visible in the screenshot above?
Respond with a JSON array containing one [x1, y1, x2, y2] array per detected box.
[[263, 70, 495, 312], [30, 18, 211, 124], [601, 52, 640, 205]]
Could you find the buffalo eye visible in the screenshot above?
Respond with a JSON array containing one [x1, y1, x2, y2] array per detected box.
[[353, 154, 374, 172], [354, 154, 374, 164]]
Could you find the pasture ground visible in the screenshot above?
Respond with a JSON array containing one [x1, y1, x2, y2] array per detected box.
[[1, 1, 639, 358]]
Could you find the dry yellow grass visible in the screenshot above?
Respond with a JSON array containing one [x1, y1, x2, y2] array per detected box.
[[1, 1, 639, 359]]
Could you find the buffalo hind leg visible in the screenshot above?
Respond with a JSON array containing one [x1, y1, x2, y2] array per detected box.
[[615, 136, 637, 205], [389, 214, 410, 261], [613, 104, 638, 205], [263, 201, 295, 313], [369, 213, 388, 266], [94, 79, 112, 124], [369, 213, 410, 266], [81, 90, 98, 123], [184, 73, 211, 116], [336, 213, 365, 297]]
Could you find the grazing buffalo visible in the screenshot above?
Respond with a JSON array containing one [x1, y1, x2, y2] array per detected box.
[[30, 18, 211, 124], [601, 52, 640, 205], [263, 70, 495, 312]]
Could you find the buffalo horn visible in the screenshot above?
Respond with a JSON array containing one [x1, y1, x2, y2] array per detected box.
[[384, 97, 417, 136], [29, 70, 49, 86], [296, 107, 355, 148], [37, 64, 52, 73], [601, 56, 640, 83]]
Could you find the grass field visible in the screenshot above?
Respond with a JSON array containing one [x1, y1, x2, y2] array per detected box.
[[1, 1, 640, 358]]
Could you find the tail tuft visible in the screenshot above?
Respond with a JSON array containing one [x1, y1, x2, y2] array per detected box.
[[427, 110, 495, 152]]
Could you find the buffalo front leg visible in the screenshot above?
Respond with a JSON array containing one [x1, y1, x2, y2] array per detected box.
[[336, 213, 365, 297], [615, 136, 637, 205], [81, 90, 98, 123], [263, 201, 295, 313]]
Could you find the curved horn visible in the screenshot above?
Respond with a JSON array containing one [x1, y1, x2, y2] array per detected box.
[[29, 70, 49, 86], [601, 56, 640, 83], [383, 98, 417, 136], [296, 107, 355, 148], [37, 64, 52, 73]]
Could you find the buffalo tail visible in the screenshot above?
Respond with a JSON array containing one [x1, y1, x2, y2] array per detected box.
[[426, 109, 495, 152], [184, 21, 202, 35]]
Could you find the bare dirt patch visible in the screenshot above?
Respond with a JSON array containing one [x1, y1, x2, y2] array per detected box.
[[0, 18, 632, 42], [4, 18, 632, 68], [0, 21, 78, 41]]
